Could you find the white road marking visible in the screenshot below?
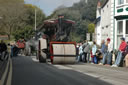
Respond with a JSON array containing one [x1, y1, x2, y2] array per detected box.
[[53, 65, 73, 70], [31, 56, 39, 62], [6, 59, 12, 85]]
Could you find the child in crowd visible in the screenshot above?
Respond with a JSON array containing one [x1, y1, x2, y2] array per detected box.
[[92, 41, 97, 64]]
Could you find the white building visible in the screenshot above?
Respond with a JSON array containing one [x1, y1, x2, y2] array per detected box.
[[95, 0, 114, 48], [95, 0, 128, 50]]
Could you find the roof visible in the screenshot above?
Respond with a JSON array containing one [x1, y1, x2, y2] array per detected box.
[[95, 16, 101, 24], [115, 15, 128, 20], [101, 0, 109, 8], [43, 19, 75, 25]]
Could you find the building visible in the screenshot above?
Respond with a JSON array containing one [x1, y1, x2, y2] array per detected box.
[[95, 0, 114, 48], [95, 0, 128, 50], [114, 0, 128, 49], [0, 35, 8, 40]]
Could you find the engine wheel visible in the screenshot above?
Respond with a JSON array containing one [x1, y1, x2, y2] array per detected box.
[[39, 55, 46, 63]]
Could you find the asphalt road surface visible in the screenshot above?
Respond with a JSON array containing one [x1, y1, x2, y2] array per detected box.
[[11, 56, 113, 85]]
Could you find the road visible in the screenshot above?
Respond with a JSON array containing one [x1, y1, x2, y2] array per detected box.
[[11, 56, 128, 85]]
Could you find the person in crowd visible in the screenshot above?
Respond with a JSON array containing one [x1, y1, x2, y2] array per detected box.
[[125, 54, 128, 67], [106, 38, 113, 65], [90, 50, 94, 64], [0, 40, 7, 60], [98, 40, 106, 64], [100, 40, 106, 54], [122, 41, 128, 67], [82, 40, 90, 63], [16, 38, 25, 55], [10, 42, 16, 57], [14, 42, 20, 56], [77, 43, 83, 62], [0, 40, 7, 52], [102, 38, 112, 65], [112, 37, 127, 67], [92, 41, 97, 64], [76, 43, 80, 60]]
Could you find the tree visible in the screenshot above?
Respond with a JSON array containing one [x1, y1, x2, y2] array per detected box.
[[0, 0, 46, 40], [49, 0, 99, 42], [0, 0, 27, 39], [12, 26, 35, 41], [88, 23, 95, 33], [25, 4, 46, 28]]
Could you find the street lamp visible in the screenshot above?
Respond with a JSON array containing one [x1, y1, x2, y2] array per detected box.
[[35, 9, 37, 31], [34, 0, 39, 31]]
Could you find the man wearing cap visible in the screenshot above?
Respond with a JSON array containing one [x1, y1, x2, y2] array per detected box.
[[112, 37, 127, 67], [102, 38, 113, 65]]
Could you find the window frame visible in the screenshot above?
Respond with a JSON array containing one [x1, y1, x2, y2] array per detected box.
[[118, 0, 124, 5], [126, 20, 128, 34], [117, 20, 123, 35]]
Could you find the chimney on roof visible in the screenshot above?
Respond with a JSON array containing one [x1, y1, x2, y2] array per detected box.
[[97, 0, 101, 9]]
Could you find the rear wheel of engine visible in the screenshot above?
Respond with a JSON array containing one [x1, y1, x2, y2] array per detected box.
[[39, 55, 46, 63]]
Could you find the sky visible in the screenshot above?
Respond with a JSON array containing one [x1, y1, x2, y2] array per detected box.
[[25, 0, 80, 16]]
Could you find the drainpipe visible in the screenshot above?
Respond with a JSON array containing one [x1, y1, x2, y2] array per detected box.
[[113, 0, 116, 50]]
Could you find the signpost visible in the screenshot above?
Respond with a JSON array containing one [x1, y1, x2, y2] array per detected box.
[[86, 33, 90, 41], [92, 33, 95, 41]]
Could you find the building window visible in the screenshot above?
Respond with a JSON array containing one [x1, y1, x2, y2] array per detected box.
[[126, 0, 128, 3], [126, 20, 128, 34], [117, 21, 123, 34], [118, 0, 124, 5]]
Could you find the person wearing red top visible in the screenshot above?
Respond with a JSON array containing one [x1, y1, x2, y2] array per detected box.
[[119, 40, 127, 52], [112, 37, 127, 67]]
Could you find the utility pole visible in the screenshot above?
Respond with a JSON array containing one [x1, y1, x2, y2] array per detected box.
[[35, 9, 37, 31]]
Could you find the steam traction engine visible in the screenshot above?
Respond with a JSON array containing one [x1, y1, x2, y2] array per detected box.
[[37, 15, 76, 64]]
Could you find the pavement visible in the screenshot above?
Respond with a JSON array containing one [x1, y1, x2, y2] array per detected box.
[[11, 56, 128, 85]]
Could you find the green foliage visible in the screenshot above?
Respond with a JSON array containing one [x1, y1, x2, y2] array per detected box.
[[25, 4, 46, 27], [88, 23, 95, 33], [49, 0, 99, 42], [0, 0, 46, 40], [12, 26, 35, 41]]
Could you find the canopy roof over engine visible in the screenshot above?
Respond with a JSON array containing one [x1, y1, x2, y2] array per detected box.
[[38, 17, 75, 42]]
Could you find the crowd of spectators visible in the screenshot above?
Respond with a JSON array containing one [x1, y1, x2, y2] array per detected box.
[[10, 39, 25, 57], [76, 37, 128, 68]]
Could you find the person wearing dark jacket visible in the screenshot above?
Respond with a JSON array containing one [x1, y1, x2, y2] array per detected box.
[[0, 40, 7, 53], [123, 41, 128, 67], [0, 40, 7, 61]]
